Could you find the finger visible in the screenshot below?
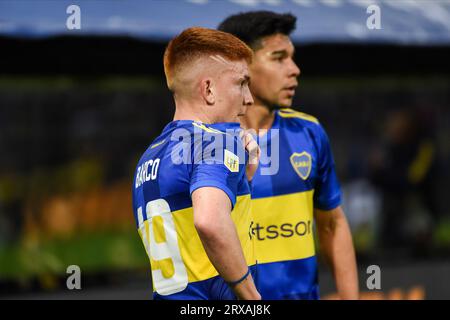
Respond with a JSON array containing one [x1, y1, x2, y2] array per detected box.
[[239, 128, 245, 140], [243, 132, 255, 148], [246, 142, 260, 165]]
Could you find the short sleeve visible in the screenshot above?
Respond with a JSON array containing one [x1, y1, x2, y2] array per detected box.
[[189, 130, 244, 209], [313, 124, 342, 211]]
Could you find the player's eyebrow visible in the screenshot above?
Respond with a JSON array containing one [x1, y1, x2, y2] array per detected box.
[[268, 48, 295, 57], [269, 50, 287, 57]]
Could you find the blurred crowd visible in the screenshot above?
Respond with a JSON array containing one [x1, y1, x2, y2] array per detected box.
[[0, 75, 449, 283]]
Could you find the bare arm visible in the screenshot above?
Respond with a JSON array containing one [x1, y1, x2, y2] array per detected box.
[[241, 130, 261, 182], [192, 187, 260, 300], [315, 206, 359, 300]]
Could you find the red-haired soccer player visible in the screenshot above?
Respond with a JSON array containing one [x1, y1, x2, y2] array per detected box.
[[132, 27, 261, 300]]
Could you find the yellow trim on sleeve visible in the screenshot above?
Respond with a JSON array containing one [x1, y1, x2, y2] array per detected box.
[[192, 122, 225, 134], [150, 139, 166, 149], [278, 108, 319, 124]]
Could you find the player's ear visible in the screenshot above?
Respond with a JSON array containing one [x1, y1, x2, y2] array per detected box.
[[201, 78, 215, 105]]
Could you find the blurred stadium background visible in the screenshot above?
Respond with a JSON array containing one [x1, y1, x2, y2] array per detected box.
[[1, 0, 450, 299]]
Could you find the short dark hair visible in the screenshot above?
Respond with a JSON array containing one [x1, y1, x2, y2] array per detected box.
[[218, 11, 297, 50]]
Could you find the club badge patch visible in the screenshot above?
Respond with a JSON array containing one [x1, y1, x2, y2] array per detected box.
[[290, 151, 312, 180]]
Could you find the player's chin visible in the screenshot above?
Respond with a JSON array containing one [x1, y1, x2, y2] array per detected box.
[[278, 97, 294, 108]]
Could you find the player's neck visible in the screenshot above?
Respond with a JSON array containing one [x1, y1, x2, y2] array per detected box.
[[173, 104, 214, 124], [241, 104, 275, 134]]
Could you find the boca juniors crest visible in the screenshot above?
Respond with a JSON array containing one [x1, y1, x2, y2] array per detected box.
[[290, 151, 312, 180]]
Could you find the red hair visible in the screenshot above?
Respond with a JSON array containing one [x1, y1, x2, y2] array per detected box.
[[163, 27, 253, 90]]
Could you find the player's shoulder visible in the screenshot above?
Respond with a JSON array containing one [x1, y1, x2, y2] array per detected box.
[[170, 121, 230, 141], [192, 121, 227, 135], [140, 121, 241, 166], [276, 108, 331, 145], [191, 121, 243, 149], [145, 121, 222, 153], [277, 108, 320, 128]]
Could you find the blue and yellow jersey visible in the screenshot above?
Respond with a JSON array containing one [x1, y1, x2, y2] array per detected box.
[[251, 108, 341, 300], [132, 120, 255, 300]]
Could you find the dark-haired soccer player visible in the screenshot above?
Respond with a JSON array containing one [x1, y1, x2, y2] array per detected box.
[[132, 27, 261, 300], [219, 11, 359, 300]]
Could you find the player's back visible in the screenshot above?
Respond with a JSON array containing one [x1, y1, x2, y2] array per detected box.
[[132, 120, 256, 300]]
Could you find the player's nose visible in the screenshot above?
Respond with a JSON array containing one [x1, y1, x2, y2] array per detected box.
[[243, 86, 254, 106], [288, 58, 301, 78]]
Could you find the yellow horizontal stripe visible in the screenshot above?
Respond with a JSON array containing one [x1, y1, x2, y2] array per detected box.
[[171, 206, 218, 282], [171, 194, 254, 283], [251, 190, 316, 263]]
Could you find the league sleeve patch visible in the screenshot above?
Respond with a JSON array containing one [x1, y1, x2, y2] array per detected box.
[[224, 149, 239, 173]]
